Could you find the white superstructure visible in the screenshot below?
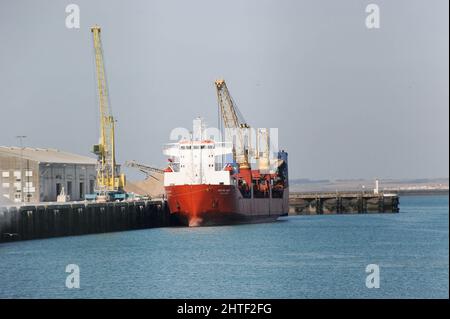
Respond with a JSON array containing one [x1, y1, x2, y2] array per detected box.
[[163, 118, 233, 186]]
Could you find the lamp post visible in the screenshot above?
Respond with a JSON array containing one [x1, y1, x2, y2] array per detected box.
[[15, 135, 26, 203]]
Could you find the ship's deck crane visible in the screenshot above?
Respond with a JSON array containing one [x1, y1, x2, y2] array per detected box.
[[124, 160, 164, 181], [215, 79, 251, 170], [91, 25, 125, 200]]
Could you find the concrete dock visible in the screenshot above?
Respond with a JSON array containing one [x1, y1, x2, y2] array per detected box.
[[289, 192, 399, 215], [0, 200, 171, 243]]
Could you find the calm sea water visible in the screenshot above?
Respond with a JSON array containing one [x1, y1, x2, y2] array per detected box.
[[0, 195, 448, 299]]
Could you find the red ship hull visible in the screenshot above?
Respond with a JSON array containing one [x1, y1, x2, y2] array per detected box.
[[165, 184, 286, 226]]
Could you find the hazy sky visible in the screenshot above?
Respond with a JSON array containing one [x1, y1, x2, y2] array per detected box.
[[0, 0, 448, 180]]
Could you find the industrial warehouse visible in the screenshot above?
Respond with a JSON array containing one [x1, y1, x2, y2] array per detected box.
[[0, 147, 97, 204]]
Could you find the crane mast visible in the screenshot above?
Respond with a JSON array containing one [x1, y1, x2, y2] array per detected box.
[[91, 25, 125, 196], [215, 79, 250, 170]]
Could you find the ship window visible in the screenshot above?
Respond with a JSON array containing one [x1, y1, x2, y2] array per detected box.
[[201, 145, 205, 149], [181, 146, 186, 150], [14, 171, 21, 180], [194, 146, 199, 149]]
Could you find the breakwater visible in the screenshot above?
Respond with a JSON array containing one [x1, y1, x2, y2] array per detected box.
[[289, 192, 399, 215], [0, 200, 171, 243]]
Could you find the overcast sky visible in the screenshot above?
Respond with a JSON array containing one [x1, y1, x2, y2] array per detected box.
[[0, 0, 448, 180]]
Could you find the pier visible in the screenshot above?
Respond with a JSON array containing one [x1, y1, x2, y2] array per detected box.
[[289, 192, 399, 215], [0, 200, 171, 243]]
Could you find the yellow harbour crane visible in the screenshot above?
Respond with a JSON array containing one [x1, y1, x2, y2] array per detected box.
[[90, 25, 125, 200]]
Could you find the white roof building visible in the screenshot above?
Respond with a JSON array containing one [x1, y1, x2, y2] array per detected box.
[[0, 146, 97, 204]]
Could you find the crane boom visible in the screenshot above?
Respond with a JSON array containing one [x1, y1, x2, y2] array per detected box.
[[124, 160, 164, 180], [91, 25, 125, 195], [215, 79, 250, 169]]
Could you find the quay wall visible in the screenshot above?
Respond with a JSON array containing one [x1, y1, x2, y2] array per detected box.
[[0, 200, 171, 243]]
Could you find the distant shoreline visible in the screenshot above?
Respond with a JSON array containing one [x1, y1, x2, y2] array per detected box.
[[289, 177, 449, 196], [396, 189, 449, 196], [290, 189, 449, 197]]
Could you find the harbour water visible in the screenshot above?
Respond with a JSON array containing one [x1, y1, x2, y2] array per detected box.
[[0, 195, 448, 298]]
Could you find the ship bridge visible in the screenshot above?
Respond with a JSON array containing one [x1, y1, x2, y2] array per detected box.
[[163, 118, 234, 186]]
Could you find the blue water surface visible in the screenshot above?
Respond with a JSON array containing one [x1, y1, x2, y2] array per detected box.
[[0, 195, 448, 298]]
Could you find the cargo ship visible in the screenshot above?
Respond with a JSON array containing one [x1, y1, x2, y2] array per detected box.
[[162, 79, 288, 227]]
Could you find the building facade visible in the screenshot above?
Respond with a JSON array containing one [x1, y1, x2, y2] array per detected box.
[[0, 147, 97, 204]]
